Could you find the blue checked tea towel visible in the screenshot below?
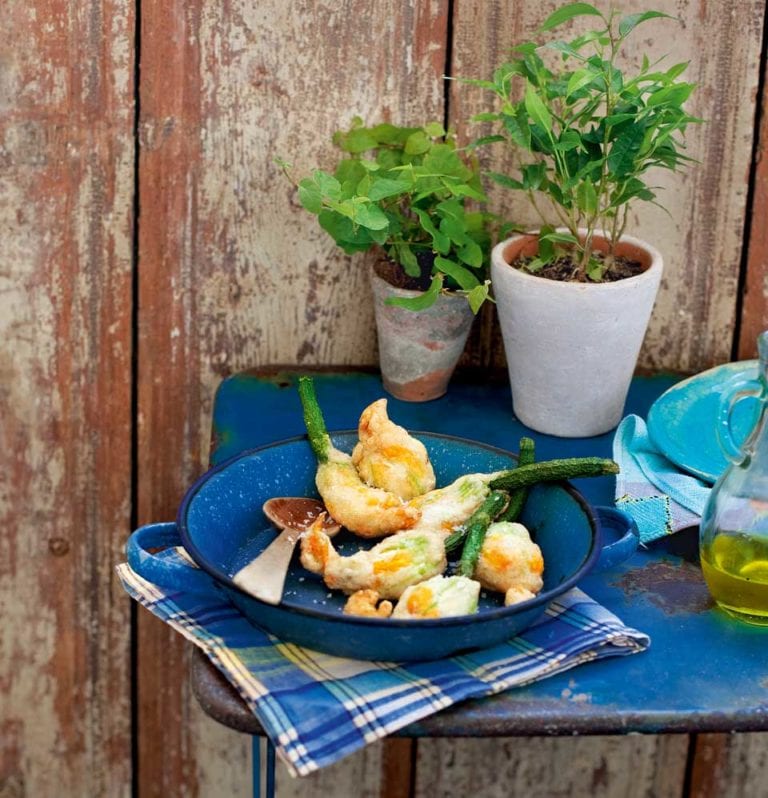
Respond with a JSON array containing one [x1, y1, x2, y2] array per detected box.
[[117, 547, 649, 777], [613, 414, 711, 544]]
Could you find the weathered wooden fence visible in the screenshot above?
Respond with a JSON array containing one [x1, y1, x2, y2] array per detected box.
[[2, 0, 767, 795]]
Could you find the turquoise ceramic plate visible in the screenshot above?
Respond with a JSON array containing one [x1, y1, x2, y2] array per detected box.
[[646, 360, 759, 484]]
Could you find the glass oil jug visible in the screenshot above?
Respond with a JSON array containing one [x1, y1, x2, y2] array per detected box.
[[699, 331, 768, 625]]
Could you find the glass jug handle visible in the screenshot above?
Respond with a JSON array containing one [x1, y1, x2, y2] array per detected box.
[[717, 375, 763, 464]]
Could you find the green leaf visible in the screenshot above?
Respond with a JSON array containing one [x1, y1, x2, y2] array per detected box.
[[358, 159, 381, 172], [566, 69, 596, 97], [369, 123, 418, 145], [422, 143, 467, 178], [457, 240, 483, 268], [368, 224, 390, 245], [522, 162, 547, 190], [524, 83, 552, 132], [524, 257, 547, 273], [502, 108, 533, 150], [405, 130, 431, 155], [443, 182, 486, 202], [314, 170, 342, 200], [646, 83, 696, 108], [618, 11, 673, 38], [604, 113, 638, 127], [466, 134, 507, 150], [318, 210, 372, 250], [488, 171, 524, 191], [335, 159, 367, 187], [386, 274, 443, 311], [440, 216, 469, 246], [570, 30, 610, 50], [511, 42, 538, 57], [435, 198, 464, 221], [540, 230, 580, 245], [539, 3, 603, 32], [366, 177, 412, 201], [434, 257, 480, 290], [298, 178, 323, 213], [608, 124, 646, 176], [553, 129, 582, 151], [413, 208, 451, 254], [467, 282, 490, 314], [396, 243, 420, 277], [424, 121, 446, 137], [585, 256, 605, 281], [352, 202, 390, 230], [471, 112, 502, 122], [665, 62, 690, 81], [537, 225, 555, 261], [576, 178, 598, 215], [340, 127, 379, 153], [545, 40, 586, 61]]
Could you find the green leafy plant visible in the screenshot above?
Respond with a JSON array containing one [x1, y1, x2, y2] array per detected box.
[[281, 119, 494, 312], [468, 2, 701, 281]]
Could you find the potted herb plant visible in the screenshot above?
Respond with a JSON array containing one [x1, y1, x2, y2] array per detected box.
[[469, 3, 700, 436], [282, 119, 493, 402]]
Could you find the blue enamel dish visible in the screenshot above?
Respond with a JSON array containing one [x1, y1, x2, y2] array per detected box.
[[152, 431, 618, 662], [647, 360, 759, 484]]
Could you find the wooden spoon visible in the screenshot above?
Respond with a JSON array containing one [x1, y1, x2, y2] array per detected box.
[[233, 498, 340, 605]]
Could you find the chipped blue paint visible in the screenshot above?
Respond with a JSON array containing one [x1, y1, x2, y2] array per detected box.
[[208, 369, 768, 735]]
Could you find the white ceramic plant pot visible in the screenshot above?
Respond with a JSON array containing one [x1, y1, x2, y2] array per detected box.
[[370, 268, 475, 402], [491, 230, 663, 437]]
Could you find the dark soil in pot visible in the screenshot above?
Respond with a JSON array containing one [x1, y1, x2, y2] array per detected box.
[[514, 251, 643, 282], [374, 250, 436, 291]]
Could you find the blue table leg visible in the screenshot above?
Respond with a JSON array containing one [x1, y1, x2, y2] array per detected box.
[[252, 736, 260, 798], [252, 737, 276, 798], [266, 740, 276, 797]]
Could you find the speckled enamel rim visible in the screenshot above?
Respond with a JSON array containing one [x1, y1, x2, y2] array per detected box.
[[177, 432, 602, 628]]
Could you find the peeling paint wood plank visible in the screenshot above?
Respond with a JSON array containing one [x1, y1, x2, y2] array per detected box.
[[450, 0, 764, 373], [689, 733, 768, 798], [0, 1, 135, 796], [414, 735, 690, 798], [267, 738, 389, 798], [447, 0, 764, 792], [136, 2, 449, 795], [738, 39, 768, 359]]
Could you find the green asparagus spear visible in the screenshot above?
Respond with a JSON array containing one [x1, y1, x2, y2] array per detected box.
[[498, 436, 535, 523], [489, 457, 619, 492], [297, 376, 331, 462], [457, 490, 510, 578]]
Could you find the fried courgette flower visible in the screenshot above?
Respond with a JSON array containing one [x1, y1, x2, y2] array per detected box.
[[392, 574, 480, 619], [300, 525, 447, 600], [351, 398, 436, 500], [298, 378, 420, 538], [473, 521, 544, 603]]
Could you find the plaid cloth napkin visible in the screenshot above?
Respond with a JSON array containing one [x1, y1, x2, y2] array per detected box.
[[117, 547, 649, 777], [613, 414, 711, 544]]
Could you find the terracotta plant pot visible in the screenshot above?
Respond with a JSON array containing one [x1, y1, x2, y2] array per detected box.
[[491, 230, 663, 437], [370, 267, 475, 402]]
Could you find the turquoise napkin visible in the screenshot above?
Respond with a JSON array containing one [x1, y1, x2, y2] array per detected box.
[[613, 414, 711, 543]]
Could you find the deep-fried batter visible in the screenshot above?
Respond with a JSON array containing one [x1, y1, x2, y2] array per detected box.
[[300, 525, 447, 599], [473, 521, 544, 600], [316, 446, 421, 538], [392, 575, 480, 619], [352, 399, 436, 500]]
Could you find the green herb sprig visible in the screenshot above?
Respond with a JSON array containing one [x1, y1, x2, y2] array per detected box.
[[467, 3, 701, 281], [281, 119, 495, 312]]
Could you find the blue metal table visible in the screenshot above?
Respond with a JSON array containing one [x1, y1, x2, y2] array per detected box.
[[191, 367, 768, 752]]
